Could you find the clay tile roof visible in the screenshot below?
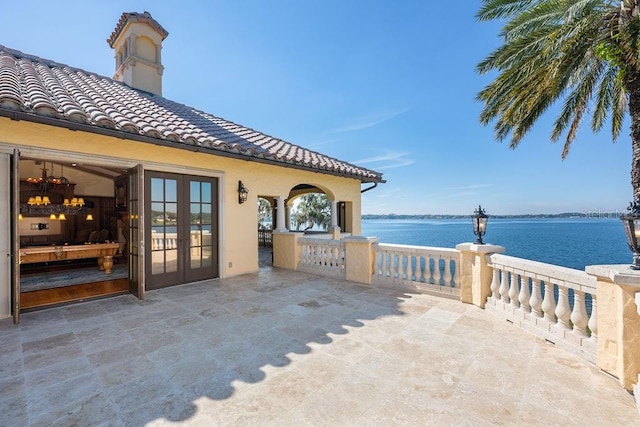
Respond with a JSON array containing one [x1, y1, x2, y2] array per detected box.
[[107, 11, 169, 47], [0, 45, 384, 183]]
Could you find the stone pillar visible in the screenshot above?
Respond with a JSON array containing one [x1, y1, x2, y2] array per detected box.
[[330, 200, 338, 228], [585, 265, 640, 392], [344, 236, 378, 285], [276, 196, 287, 232], [455, 243, 505, 308], [272, 231, 303, 270]]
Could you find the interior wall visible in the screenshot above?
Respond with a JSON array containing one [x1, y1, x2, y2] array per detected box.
[[19, 216, 63, 236], [20, 160, 114, 197]]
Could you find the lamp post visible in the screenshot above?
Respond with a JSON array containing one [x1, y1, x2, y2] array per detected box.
[[621, 198, 640, 270], [472, 205, 488, 245]]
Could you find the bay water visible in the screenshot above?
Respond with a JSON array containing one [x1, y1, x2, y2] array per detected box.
[[361, 218, 630, 271]]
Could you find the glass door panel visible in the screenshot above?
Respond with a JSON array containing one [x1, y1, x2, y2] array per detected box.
[[146, 172, 218, 288], [185, 178, 217, 282], [146, 174, 180, 289]]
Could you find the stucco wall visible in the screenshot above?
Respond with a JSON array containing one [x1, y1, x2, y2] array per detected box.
[[0, 117, 363, 282]]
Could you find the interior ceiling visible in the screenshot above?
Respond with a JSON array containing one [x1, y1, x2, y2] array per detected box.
[[22, 158, 126, 180]]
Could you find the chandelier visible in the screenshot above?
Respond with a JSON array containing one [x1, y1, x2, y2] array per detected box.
[[25, 162, 84, 207], [22, 162, 85, 219]]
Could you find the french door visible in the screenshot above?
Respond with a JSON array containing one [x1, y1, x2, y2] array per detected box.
[[10, 149, 20, 323], [145, 172, 218, 289]]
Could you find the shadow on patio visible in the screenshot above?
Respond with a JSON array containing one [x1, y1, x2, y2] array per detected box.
[[1, 268, 638, 426]]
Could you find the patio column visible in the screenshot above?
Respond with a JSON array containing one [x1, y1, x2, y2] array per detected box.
[[330, 199, 340, 239], [585, 265, 640, 393], [455, 243, 505, 308], [330, 200, 338, 228], [276, 196, 287, 232]]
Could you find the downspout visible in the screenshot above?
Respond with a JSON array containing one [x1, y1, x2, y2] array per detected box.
[[361, 182, 378, 193]]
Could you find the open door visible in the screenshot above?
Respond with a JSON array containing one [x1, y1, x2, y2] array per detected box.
[[128, 164, 145, 298], [10, 149, 20, 324]]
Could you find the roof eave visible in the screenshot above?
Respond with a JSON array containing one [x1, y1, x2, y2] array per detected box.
[[0, 109, 385, 184]]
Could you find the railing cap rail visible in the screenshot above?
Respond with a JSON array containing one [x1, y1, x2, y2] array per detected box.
[[374, 242, 459, 255], [298, 237, 345, 245], [489, 253, 596, 289]]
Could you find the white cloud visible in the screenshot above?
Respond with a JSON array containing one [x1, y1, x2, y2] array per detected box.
[[353, 151, 415, 170], [329, 107, 412, 134]]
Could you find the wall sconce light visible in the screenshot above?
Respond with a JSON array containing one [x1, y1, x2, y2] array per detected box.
[[472, 205, 488, 245], [58, 213, 66, 221], [49, 213, 57, 220], [621, 198, 640, 269], [238, 180, 249, 204], [86, 213, 94, 221]]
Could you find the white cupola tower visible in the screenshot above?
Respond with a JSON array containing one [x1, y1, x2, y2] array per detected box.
[[107, 11, 169, 96]]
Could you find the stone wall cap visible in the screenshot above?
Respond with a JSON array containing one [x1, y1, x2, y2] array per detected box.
[[344, 236, 378, 242], [455, 242, 505, 254], [273, 230, 304, 236], [585, 264, 640, 286]]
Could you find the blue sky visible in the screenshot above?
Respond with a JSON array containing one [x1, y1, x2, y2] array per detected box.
[[0, 1, 631, 215]]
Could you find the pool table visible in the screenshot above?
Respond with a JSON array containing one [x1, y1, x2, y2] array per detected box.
[[19, 242, 121, 274]]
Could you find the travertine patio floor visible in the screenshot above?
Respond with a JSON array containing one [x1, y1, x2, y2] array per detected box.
[[1, 267, 638, 426]]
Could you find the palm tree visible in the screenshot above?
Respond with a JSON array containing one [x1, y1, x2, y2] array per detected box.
[[476, 1, 640, 199]]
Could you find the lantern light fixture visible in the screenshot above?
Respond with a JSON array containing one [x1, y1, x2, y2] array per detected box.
[[238, 180, 249, 204], [472, 205, 489, 245], [621, 197, 640, 270]]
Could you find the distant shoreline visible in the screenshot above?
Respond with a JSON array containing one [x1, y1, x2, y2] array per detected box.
[[362, 212, 622, 220]]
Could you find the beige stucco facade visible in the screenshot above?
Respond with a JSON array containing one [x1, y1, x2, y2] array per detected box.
[[0, 116, 365, 319]]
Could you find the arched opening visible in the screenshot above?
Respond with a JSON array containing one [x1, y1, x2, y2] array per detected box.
[[257, 196, 273, 268]]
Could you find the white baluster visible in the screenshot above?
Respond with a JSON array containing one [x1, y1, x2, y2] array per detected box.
[[529, 278, 543, 318], [499, 270, 509, 303], [419, 256, 426, 283], [555, 286, 572, 330], [401, 253, 408, 280], [570, 290, 589, 337], [541, 281, 557, 323], [437, 258, 445, 285], [428, 256, 436, 284], [393, 253, 400, 279], [509, 272, 520, 308], [442, 258, 452, 287], [490, 268, 500, 303], [518, 275, 531, 313], [382, 250, 389, 277], [410, 253, 417, 282], [452, 259, 459, 288], [588, 295, 597, 341]]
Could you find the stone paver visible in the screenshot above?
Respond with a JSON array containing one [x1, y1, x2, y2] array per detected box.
[[0, 268, 638, 426]]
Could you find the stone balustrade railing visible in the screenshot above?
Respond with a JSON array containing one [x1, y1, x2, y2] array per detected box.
[[372, 243, 459, 297], [297, 237, 346, 278], [273, 231, 640, 398], [151, 232, 178, 250], [150, 231, 211, 251], [486, 253, 597, 362]]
